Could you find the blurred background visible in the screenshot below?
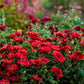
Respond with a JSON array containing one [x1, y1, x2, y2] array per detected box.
[[0, 0, 84, 29]]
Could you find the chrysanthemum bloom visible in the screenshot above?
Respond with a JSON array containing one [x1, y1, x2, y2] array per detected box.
[[29, 59, 36, 66], [71, 32, 81, 38], [14, 37, 23, 43], [30, 18, 40, 23], [0, 42, 4, 47], [42, 16, 51, 21], [54, 32, 67, 38], [51, 45, 62, 51], [81, 28, 84, 32], [27, 31, 40, 36], [29, 35, 41, 40], [37, 46, 51, 54], [1, 72, 10, 79], [80, 40, 84, 46], [48, 26, 53, 29], [50, 66, 63, 79], [0, 4, 5, 8], [74, 26, 81, 31], [35, 58, 42, 67], [15, 32, 21, 36], [62, 44, 72, 53], [41, 21, 46, 25], [2, 59, 13, 64], [41, 58, 49, 64], [18, 59, 30, 67], [6, 64, 19, 73], [73, 50, 84, 60], [0, 25, 6, 30], [9, 34, 17, 38], [64, 29, 71, 36], [67, 55, 78, 63], [26, 25, 33, 30], [27, 14, 34, 19], [52, 51, 65, 63]]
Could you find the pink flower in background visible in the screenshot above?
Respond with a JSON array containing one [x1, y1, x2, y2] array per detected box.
[[77, 11, 82, 14], [58, 5, 63, 10], [4, 0, 11, 6]]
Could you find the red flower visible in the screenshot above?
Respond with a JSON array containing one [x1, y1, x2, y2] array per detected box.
[[50, 67, 63, 79], [31, 74, 43, 84], [62, 45, 72, 53], [9, 76, 21, 82], [26, 25, 33, 30], [15, 32, 21, 36], [0, 54, 6, 59], [74, 26, 81, 31], [71, 32, 81, 38], [0, 42, 4, 47], [29, 35, 41, 40], [18, 59, 30, 67], [67, 55, 78, 62], [73, 50, 84, 60], [29, 59, 36, 66], [52, 51, 65, 63], [9, 34, 16, 38], [0, 4, 5, 8], [27, 14, 34, 19], [30, 18, 40, 23], [35, 58, 42, 67], [48, 26, 53, 29], [54, 32, 67, 38], [14, 37, 23, 43], [2, 59, 13, 64], [6, 64, 19, 73], [80, 40, 84, 46], [0, 79, 9, 84], [41, 21, 46, 25], [80, 28, 84, 32], [64, 29, 71, 36], [42, 16, 51, 21], [51, 45, 62, 51], [0, 25, 6, 30], [31, 40, 41, 47], [27, 31, 40, 36], [37, 46, 51, 54], [41, 58, 49, 64], [1, 72, 10, 79], [15, 52, 28, 59]]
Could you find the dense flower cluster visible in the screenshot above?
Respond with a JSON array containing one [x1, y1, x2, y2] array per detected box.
[[0, 14, 84, 84]]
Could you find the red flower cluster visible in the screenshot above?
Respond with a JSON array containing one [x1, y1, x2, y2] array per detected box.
[[74, 26, 84, 32], [29, 58, 49, 67], [37, 46, 51, 54], [50, 67, 63, 79], [0, 79, 9, 84], [52, 51, 65, 63], [71, 32, 81, 38], [0, 44, 29, 83], [9, 32, 23, 43], [67, 50, 84, 62], [27, 14, 40, 23]]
